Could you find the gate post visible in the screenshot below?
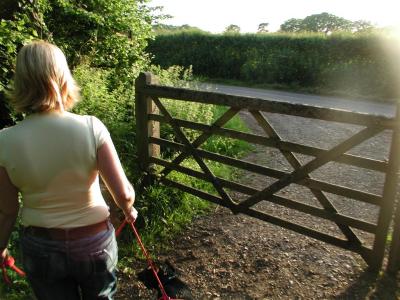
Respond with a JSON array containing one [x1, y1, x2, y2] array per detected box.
[[372, 102, 400, 271], [388, 102, 400, 273], [135, 72, 160, 178]]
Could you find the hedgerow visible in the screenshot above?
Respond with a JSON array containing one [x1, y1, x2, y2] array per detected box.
[[147, 32, 400, 100]]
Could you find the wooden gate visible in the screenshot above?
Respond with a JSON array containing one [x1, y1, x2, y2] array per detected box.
[[135, 72, 400, 271]]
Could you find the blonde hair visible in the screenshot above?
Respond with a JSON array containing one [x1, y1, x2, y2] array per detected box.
[[9, 41, 80, 113]]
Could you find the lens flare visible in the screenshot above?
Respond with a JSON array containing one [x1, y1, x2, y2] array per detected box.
[[379, 25, 400, 102]]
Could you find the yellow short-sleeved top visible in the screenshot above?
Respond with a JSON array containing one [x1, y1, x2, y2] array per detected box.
[[0, 112, 110, 228]]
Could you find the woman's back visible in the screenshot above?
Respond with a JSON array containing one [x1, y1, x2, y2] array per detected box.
[[0, 111, 110, 228]]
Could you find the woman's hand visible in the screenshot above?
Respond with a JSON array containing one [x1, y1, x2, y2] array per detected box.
[[1, 248, 8, 265], [124, 206, 138, 224]]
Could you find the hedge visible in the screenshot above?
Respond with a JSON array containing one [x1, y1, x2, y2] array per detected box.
[[147, 32, 400, 100]]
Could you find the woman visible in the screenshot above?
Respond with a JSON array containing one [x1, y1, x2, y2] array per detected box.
[[0, 41, 137, 299]]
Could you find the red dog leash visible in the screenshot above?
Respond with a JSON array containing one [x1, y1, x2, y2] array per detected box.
[[1, 255, 25, 285], [116, 220, 180, 300]]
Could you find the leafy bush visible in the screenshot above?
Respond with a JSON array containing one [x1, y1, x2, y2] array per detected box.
[[0, 0, 155, 127], [72, 63, 137, 181], [42, 0, 154, 86]]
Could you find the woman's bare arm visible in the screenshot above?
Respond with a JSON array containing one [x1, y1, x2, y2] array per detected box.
[[97, 140, 136, 222], [0, 167, 19, 262]]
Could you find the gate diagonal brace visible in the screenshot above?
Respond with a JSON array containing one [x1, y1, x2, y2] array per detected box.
[[159, 105, 240, 178], [249, 110, 367, 245], [152, 97, 238, 208], [238, 122, 383, 213]]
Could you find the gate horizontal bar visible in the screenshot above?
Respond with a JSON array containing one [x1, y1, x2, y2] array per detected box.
[[151, 157, 377, 233], [150, 137, 382, 206], [150, 114, 388, 172], [143, 84, 396, 127], [160, 177, 373, 260]]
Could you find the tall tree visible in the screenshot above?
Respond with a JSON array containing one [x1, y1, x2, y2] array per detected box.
[[257, 23, 269, 33], [301, 12, 352, 34], [280, 13, 361, 34], [352, 20, 375, 33], [280, 18, 304, 33], [224, 24, 240, 34]]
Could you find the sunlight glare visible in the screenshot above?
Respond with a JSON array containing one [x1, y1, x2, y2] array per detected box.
[[380, 24, 400, 101]]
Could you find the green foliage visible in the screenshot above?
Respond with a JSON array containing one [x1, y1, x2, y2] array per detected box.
[[280, 12, 374, 34], [147, 31, 400, 100], [280, 18, 304, 33], [202, 105, 253, 158], [42, 0, 154, 86], [0, 16, 36, 92], [257, 23, 269, 34], [153, 24, 208, 35], [0, 0, 49, 126], [301, 12, 353, 34], [224, 24, 241, 34], [72, 63, 137, 178], [387, 232, 392, 244], [0, 0, 47, 81], [148, 64, 194, 86], [352, 20, 375, 33], [0, 276, 32, 300], [0, 0, 155, 125]]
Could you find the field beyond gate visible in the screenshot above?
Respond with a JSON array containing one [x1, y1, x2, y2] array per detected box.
[[135, 72, 400, 272]]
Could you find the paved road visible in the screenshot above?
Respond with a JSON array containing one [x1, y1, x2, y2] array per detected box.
[[190, 82, 396, 118]]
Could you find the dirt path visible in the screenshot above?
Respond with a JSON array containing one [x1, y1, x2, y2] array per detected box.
[[116, 111, 400, 299]]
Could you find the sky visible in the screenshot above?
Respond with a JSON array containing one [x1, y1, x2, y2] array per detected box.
[[148, 0, 400, 33]]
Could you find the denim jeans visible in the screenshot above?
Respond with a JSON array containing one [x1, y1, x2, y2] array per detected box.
[[21, 221, 118, 300]]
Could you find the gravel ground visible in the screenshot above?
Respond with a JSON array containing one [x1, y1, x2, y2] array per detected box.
[[116, 110, 400, 299]]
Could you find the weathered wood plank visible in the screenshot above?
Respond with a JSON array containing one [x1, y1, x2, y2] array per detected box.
[[149, 113, 388, 172], [160, 177, 372, 261], [159, 107, 240, 178], [160, 177, 229, 208], [151, 156, 377, 233], [135, 72, 160, 172], [152, 96, 237, 207], [376, 103, 400, 271], [142, 84, 397, 127], [250, 109, 362, 246], [238, 126, 383, 209], [150, 137, 382, 206], [300, 178, 381, 206]]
